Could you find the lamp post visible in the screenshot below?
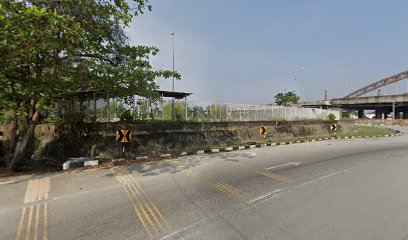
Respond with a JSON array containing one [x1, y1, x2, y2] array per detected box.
[[171, 32, 175, 121]]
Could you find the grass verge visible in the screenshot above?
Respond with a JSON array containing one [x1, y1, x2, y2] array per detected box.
[[177, 126, 395, 155]]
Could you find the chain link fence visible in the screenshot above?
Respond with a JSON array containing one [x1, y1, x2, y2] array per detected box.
[[80, 98, 340, 122]]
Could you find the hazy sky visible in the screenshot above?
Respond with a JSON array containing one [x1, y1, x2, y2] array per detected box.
[[127, 0, 408, 104]]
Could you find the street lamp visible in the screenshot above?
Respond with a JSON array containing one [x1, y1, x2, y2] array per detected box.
[[171, 32, 175, 121]]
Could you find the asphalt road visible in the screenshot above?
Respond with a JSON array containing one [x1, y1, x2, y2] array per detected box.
[[1, 126, 408, 240]]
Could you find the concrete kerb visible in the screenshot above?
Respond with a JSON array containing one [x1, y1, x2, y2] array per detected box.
[[174, 129, 403, 161], [65, 128, 403, 171], [63, 156, 100, 170]]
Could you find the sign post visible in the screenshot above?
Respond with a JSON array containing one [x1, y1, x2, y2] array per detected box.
[[116, 130, 132, 158], [260, 126, 267, 144]]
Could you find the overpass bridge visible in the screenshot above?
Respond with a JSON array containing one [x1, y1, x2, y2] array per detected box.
[[331, 94, 408, 119], [303, 70, 408, 119]]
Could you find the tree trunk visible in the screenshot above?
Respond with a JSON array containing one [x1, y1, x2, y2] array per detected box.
[[8, 103, 19, 155], [8, 110, 40, 171]]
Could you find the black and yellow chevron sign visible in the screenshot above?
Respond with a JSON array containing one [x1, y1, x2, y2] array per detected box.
[[260, 126, 267, 135], [330, 124, 337, 131], [116, 130, 132, 143]]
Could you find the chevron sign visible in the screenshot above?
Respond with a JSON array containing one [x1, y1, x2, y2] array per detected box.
[[116, 130, 132, 143]]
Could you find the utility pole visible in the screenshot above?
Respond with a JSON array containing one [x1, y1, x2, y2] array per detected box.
[[171, 32, 176, 121]]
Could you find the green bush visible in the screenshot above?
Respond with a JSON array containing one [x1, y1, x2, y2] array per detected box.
[[328, 113, 336, 121], [120, 109, 133, 122], [341, 112, 351, 119]]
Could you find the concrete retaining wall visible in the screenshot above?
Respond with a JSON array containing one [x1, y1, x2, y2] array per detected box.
[[75, 120, 353, 160], [0, 120, 356, 167]]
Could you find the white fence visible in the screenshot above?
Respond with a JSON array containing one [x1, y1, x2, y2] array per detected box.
[[82, 99, 340, 122], [187, 102, 340, 121]]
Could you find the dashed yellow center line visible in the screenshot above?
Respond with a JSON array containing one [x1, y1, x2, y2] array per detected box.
[[112, 167, 169, 237], [16, 177, 50, 240]]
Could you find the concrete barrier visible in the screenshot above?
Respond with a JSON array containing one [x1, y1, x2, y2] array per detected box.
[[63, 156, 100, 170]]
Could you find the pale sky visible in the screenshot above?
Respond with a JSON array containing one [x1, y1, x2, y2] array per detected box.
[[127, 0, 408, 104]]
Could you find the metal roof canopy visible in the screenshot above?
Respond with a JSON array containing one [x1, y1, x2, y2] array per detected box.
[[57, 89, 193, 100], [156, 90, 193, 99]]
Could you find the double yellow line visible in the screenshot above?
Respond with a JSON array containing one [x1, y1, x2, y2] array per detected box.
[[185, 169, 249, 200], [16, 177, 50, 240], [112, 167, 169, 237], [169, 161, 249, 201]]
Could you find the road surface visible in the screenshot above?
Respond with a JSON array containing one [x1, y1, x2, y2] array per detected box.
[[1, 126, 408, 240]]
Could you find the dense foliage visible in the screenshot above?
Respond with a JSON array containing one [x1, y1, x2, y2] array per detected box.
[[0, 0, 179, 169], [274, 91, 300, 106]]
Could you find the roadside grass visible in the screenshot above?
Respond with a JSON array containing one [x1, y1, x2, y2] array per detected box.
[[339, 126, 393, 137]]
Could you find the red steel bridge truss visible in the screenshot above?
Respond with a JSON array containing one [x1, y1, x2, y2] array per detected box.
[[344, 69, 408, 98]]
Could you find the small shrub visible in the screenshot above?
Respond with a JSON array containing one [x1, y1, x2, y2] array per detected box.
[[120, 109, 133, 122], [341, 112, 350, 119], [328, 113, 336, 121]]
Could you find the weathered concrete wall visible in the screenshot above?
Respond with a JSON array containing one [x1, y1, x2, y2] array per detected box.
[[0, 121, 356, 168], [75, 120, 353, 160]]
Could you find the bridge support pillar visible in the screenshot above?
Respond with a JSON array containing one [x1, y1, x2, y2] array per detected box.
[[358, 110, 365, 119], [375, 110, 383, 119], [392, 102, 396, 119]]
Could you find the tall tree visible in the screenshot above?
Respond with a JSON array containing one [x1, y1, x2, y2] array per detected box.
[[274, 91, 300, 106], [0, 0, 179, 170]]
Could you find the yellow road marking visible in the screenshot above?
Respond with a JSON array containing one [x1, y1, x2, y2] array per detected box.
[[24, 178, 50, 204], [43, 178, 50, 200], [17, 177, 50, 240], [134, 183, 170, 229], [127, 183, 158, 234], [184, 169, 249, 201], [25, 206, 33, 240], [43, 203, 48, 240], [16, 207, 26, 240], [123, 185, 152, 237], [16, 203, 48, 240], [129, 184, 163, 231], [112, 167, 169, 236], [33, 205, 40, 240]]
